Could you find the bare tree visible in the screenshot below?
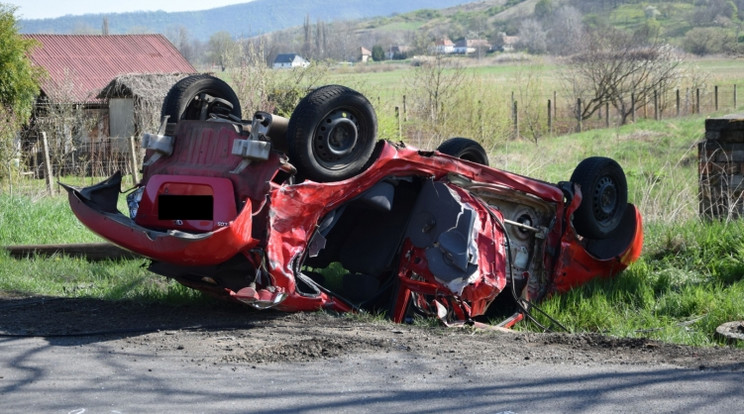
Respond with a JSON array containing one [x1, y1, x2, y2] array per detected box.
[[231, 39, 330, 117], [563, 30, 683, 125], [546, 6, 585, 56], [315, 20, 327, 59], [516, 19, 547, 54], [166, 25, 197, 64], [29, 69, 102, 177], [511, 61, 549, 141], [406, 53, 467, 130], [302, 14, 312, 59], [231, 40, 278, 116], [208, 31, 238, 71]]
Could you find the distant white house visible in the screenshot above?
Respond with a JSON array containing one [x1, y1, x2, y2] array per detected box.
[[273, 53, 310, 69], [434, 37, 455, 54], [454, 39, 491, 54], [360, 47, 372, 63], [500, 33, 520, 52]]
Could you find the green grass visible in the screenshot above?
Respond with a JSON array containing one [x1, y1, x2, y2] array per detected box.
[[0, 193, 100, 245], [532, 219, 744, 347], [0, 178, 212, 305], [0, 252, 203, 304]]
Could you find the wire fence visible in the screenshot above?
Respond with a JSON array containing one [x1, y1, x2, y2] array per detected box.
[[9, 134, 140, 196], [381, 84, 741, 142]]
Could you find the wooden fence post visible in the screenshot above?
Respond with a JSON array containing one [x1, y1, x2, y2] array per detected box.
[[129, 136, 139, 185], [41, 132, 55, 196], [676, 89, 680, 117], [631, 93, 636, 123], [512, 100, 519, 139], [553, 91, 557, 119], [576, 98, 583, 133], [734, 84, 738, 109], [696, 88, 701, 114], [395, 106, 401, 140], [654, 90, 659, 121], [715, 85, 719, 111], [605, 102, 610, 127], [402, 95, 407, 121], [547, 99, 553, 136]]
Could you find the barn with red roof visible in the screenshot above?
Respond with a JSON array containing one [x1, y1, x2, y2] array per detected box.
[[21, 34, 197, 176]]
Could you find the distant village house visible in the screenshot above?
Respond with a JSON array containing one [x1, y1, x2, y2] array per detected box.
[[434, 37, 455, 54], [359, 47, 372, 63], [273, 54, 310, 69], [454, 39, 491, 54], [499, 33, 520, 53]]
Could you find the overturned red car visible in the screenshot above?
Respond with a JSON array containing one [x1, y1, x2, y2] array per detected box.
[[64, 75, 642, 327]]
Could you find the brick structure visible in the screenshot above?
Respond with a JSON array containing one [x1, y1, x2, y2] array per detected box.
[[699, 114, 744, 219]]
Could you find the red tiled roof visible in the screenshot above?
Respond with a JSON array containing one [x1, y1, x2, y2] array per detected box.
[[24, 34, 196, 103]]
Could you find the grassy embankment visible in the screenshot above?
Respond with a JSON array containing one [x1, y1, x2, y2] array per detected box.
[[1, 58, 743, 347]]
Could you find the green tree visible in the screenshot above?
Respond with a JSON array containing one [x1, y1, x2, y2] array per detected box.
[[0, 3, 44, 181], [0, 3, 43, 128], [683, 27, 738, 55], [371, 45, 385, 61]]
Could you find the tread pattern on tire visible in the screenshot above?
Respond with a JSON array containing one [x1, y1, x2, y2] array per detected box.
[[161, 74, 241, 122], [570, 156, 628, 239], [287, 85, 377, 182], [437, 137, 489, 166]]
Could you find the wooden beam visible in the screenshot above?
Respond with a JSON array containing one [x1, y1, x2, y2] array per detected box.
[[4, 243, 141, 261]]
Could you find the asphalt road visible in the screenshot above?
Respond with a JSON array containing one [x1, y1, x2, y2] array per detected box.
[[2, 335, 742, 413]]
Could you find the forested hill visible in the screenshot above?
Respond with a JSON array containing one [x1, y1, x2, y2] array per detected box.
[[18, 0, 472, 40]]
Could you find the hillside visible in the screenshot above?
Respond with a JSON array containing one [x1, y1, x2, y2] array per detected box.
[[18, 0, 474, 41], [19, 0, 743, 60]]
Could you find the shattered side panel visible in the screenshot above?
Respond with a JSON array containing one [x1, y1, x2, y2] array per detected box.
[[393, 181, 507, 322]]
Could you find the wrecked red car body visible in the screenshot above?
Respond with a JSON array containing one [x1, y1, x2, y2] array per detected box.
[[64, 76, 642, 327]]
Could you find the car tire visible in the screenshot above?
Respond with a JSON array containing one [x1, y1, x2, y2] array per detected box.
[[287, 85, 377, 182], [161, 74, 242, 122], [437, 137, 489, 166], [570, 157, 628, 239]]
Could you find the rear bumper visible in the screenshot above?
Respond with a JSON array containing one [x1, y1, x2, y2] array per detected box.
[[62, 173, 257, 266]]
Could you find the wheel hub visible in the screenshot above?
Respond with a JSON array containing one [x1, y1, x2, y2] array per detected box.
[[593, 177, 617, 220], [315, 110, 359, 164]]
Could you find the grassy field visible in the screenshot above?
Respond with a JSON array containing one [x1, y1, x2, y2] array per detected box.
[[2, 58, 744, 347]]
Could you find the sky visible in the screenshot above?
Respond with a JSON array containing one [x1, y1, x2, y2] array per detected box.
[[10, 0, 253, 20]]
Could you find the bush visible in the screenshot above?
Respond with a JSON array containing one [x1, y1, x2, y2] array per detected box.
[[683, 27, 738, 55]]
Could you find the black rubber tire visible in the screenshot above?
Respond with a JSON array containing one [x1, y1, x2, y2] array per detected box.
[[161, 74, 241, 122], [570, 157, 628, 239], [287, 85, 377, 182], [437, 137, 489, 166]]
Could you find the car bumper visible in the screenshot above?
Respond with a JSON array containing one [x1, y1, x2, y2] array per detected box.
[[62, 173, 257, 266]]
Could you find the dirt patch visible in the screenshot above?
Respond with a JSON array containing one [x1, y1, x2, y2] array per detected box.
[[1, 293, 742, 370]]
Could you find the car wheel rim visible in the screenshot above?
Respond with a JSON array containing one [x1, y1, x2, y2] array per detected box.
[[593, 176, 617, 222], [314, 109, 359, 168]]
